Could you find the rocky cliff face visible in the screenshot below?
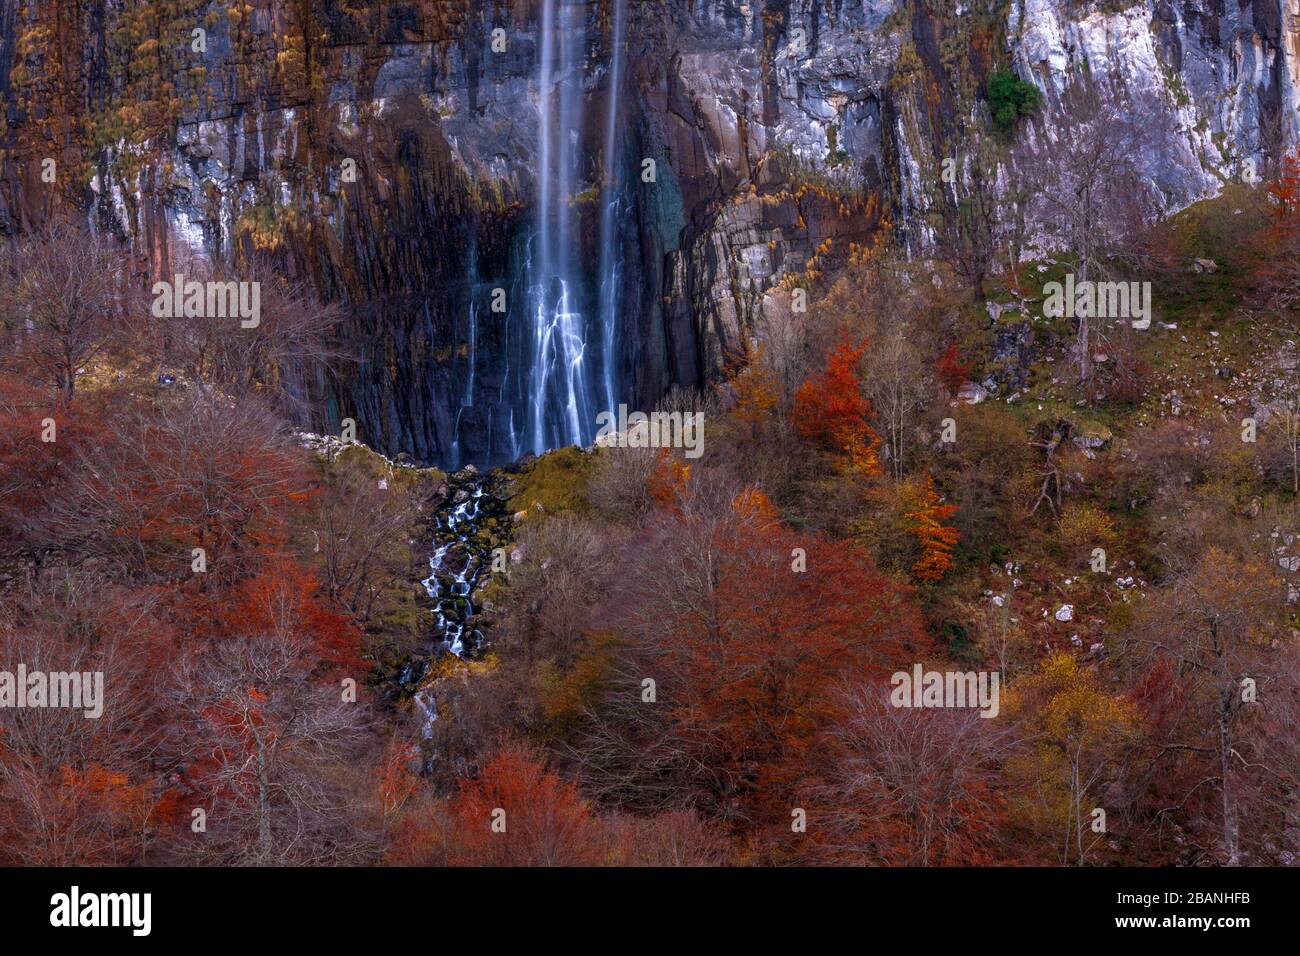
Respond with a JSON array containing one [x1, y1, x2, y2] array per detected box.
[[2, 0, 1296, 466]]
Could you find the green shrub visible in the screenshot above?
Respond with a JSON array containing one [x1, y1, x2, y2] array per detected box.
[[986, 69, 1042, 133]]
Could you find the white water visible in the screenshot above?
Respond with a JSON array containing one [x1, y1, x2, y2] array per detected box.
[[596, 0, 627, 417], [526, 0, 599, 455], [419, 483, 487, 660], [412, 480, 491, 742]]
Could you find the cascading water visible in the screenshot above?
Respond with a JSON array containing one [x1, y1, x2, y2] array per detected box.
[[445, 0, 629, 468], [449, 294, 478, 470], [525, 0, 599, 455], [420, 483, 487, 660], [406, 3, 630, 753], [405, 471, 507, 747], [596, 0, 627, 417]]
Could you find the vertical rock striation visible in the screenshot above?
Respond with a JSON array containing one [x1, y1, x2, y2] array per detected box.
[[1, 0, 1295, 465]]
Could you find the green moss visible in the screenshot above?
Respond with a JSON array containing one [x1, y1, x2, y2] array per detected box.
[[309, 442, 444, 670], [332, 442, 443, 492], [826, 124, 850, 167], [507, 446, 596, 518]]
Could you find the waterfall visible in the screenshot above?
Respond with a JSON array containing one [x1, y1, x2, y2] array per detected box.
[[596, 0, 626, 418], [447, 1, 627, 468], [526, 0, 598, 456], [411, 475, 503, 746], [449, 240, 479, 470]]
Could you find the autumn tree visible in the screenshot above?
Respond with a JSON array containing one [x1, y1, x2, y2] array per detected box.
[[930, 403, 1032, 558], [1266, 148, 1300, 241], [903, 473, 960, 582], [162, 634, 376, 865], [213, 559, 366, 674], [574, 473, 930, 854], [811, 684, 1019, 865], [801, 242, 951, 481], [0, 573, 164, 865], [645, 448, 693, 512], [0, 373, 105, 557], [1123, 547, 1289, 865], [1261, 357, 1300, 495], [1005, 652, 1140, 865], [444, 742, 608, 866], [41, 391, 314, 586], [604, 809, 732, 866], [1243, 152, 1300, 316], [587, 443, 663, 523], [0, 217, 142, 399], [935, 342, 973, 396], [725, 345, 780, 439], [791, 337, 882, 478]]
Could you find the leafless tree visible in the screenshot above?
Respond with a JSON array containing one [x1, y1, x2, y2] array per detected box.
[[1014, 81, 1165, 385], [0, 570, 164, 865], [0, 216, 142, 398], [941, 133, 1005, 302], [309, 453, 422, 626], [811, 684, 1020, 865], [159, 248, 347, 418], [500, 514, 613, 671], [755, 288, 810, 403], [161, 634, 377, 865], [1124, 544, 1289, 865], [39, 390, 311, 584], [587, 444, 662, 522], [861, 321, 934, 481]]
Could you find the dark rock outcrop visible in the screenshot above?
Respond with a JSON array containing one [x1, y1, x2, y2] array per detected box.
[[2, 0, 1295, 466]]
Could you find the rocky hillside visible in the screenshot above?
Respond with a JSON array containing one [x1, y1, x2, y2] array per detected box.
[[2, 0, 1295, 466]]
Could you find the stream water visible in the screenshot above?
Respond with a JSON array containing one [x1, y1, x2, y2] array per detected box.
[[402, 471, 505, 748]]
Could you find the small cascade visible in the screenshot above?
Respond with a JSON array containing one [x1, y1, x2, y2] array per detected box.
[[420, 483, 488, 658], [404, 469, 510, 750]]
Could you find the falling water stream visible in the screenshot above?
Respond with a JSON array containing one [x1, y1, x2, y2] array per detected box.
[[523, 0, 627, 456], [596, 0, 627, 417], [407, 0, 629, 754], [407, 473, 503, 744]]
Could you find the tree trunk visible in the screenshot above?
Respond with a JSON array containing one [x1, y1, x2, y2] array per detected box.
[[1219, 691, 1240, 865]]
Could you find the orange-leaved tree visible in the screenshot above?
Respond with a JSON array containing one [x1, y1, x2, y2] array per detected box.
[[646, 448, 692, 512], [1254, 149, 1300, 313], [447, 743, 608, 866], [904, 473, 960, 582], [791, 336, 882, 477], [602, 484, 931, 854], [935, 342, 973, 396], [1267, 148, 1300, 241], [726, 344, 781, 438]]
